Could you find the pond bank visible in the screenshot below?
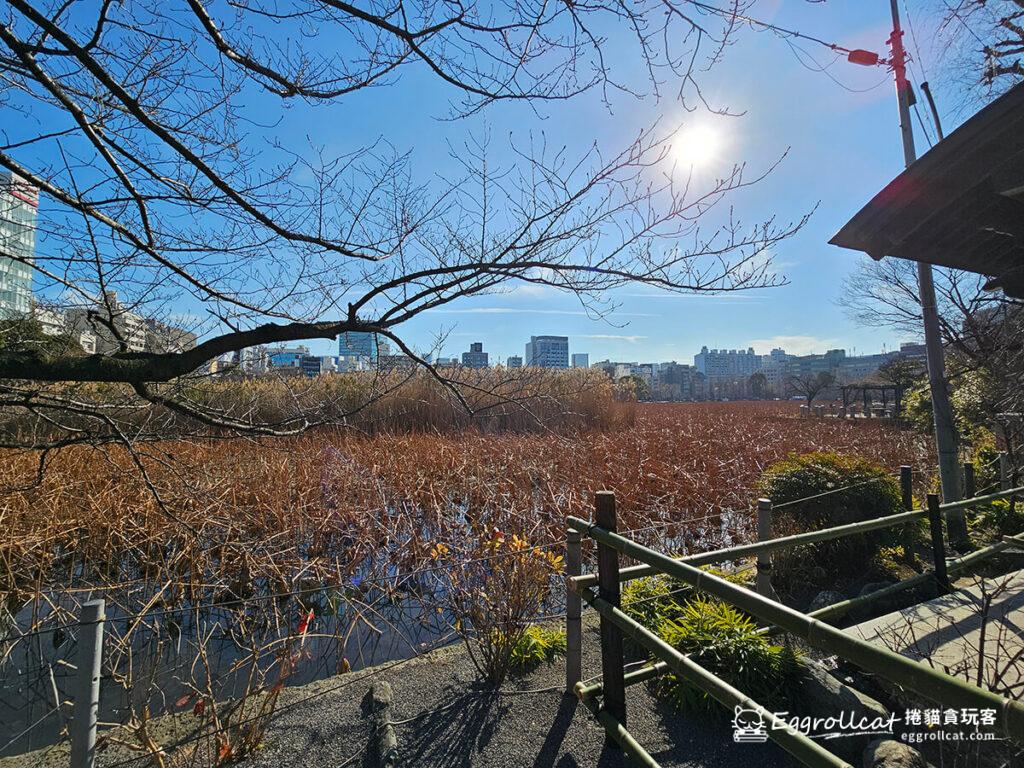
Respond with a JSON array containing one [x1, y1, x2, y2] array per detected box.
[[2, 620, 795, 768]]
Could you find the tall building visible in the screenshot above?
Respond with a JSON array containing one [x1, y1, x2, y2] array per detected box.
[[267, 346, 311, 369], [571, 353, 589, 368], [145, 318, 197, 354], [0, 171, 38, 317], [506, 355, 523, 368], [461, 342, 489, 368], [693, 346, 761, 378], [339, 331, 379, 363], [525, 335, 569, 368], [66, 292, 147, 353]]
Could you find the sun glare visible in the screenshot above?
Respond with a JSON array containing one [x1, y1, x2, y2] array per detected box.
[[672, 123, 723, 169]]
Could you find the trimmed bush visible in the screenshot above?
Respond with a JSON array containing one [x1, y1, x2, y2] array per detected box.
[[756, 451, 905, 593]]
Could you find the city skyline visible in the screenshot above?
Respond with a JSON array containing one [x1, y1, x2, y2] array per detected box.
[[3, 3, 963, 372]]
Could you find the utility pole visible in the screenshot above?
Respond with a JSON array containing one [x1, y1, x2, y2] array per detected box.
[[886, 0, 966, 544]]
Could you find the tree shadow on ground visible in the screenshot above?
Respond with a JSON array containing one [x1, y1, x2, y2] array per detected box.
[[531, 694, 578, 768], [401, 688, 511, 768]]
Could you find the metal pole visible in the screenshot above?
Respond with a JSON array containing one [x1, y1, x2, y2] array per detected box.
[[70, 599, 104, 768], [926, 494, 951, 595], [887, 0, 963, 522], [595, 491, 625, 742], [755, 499, 778, 600], [565, 528, 583, 694]]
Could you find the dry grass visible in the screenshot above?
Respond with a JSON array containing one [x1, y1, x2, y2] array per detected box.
[[0, 400, 931, 762], [1, 401, 928, 603]]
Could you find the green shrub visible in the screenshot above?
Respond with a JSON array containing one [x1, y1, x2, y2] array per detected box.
[[621, 568, 753, 632], [757, 452, 905, 591], [655, 598, 800, 712], [973, 499, 1024, 537], [510, 625, 566, 671]]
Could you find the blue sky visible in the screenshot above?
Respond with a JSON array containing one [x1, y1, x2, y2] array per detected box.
[[277, 0, 958, 365], [20, 0, 964, 366]]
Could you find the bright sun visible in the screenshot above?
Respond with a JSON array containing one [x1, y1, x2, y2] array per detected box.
[[672, 124, 722, 169]]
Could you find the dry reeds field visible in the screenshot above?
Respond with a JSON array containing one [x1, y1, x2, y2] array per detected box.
[[0, 391, 931, 761], [2, 398, 928, 607]]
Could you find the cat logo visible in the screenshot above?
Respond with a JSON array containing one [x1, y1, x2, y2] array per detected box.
[[732, 706, 769, 743]]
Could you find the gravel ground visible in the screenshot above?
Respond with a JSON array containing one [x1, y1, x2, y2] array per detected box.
[[240, 622, 795, 768], [2, 622, 797, 768]]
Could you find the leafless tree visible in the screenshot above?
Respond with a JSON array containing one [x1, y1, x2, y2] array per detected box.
[[787, 371, 835, 407], [839, 257, 1024, 468], [927, 0, 1024, 103], [0, 0, 813, 449]]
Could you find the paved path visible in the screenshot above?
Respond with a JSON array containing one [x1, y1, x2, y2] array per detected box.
[[849, 569, 1024, 695]]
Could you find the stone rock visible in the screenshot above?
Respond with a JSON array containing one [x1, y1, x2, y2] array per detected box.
[[858, 582, 896, 599], [794, 659, 891, 763], [371, 680, 394, 711], [863, 738, 930, 768], [808, 590, 845, 613]]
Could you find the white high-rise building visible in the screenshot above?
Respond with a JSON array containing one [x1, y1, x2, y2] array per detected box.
[[525, 335, 569, 368], [0, 171, 38, 317]]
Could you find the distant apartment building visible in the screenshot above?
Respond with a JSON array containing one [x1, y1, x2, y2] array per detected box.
[[461, 342, 489, 368], [234, 346, 270, 374], [694, 346, 761, 378], [145, 318, 198, 354], [299, 355, 323, 377], [506, 355, 523, 368], [378, 353, 416, 371], [66, 293, 148, 354], [896, 342, 927, 362], [339, 331, 379, 364], [32, 305, 97, 353], [657, 362, 705, 401], [0, 171, 38, 317], [525, 335, 569, 368], [571, 353, 589, 368]]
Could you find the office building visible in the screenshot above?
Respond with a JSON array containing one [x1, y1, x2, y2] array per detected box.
[[571, 353, 589, 368], [339, 331, 379, 363], [461, 342, 489, 368], [525, 335, 569, 368], [506, 355, 522, 368], [0, 171, 38, 316], [267, 346, 311, 369]]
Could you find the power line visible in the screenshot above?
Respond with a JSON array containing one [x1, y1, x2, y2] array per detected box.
[[686, 0, 877, 59]]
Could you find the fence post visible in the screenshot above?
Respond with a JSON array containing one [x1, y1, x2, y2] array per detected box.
[[755, 499, 778, 600], [595, 491, 625, 743], [565, 528, 583, 695], [900, 466, 913, 511], [926, 494, 951, 595], [70, 599, 105, 768]]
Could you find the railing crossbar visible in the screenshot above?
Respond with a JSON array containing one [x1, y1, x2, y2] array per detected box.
[[567, 514, 1024, 739], [578, 587, 853, 768], [570, 486, 1024, 589]]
